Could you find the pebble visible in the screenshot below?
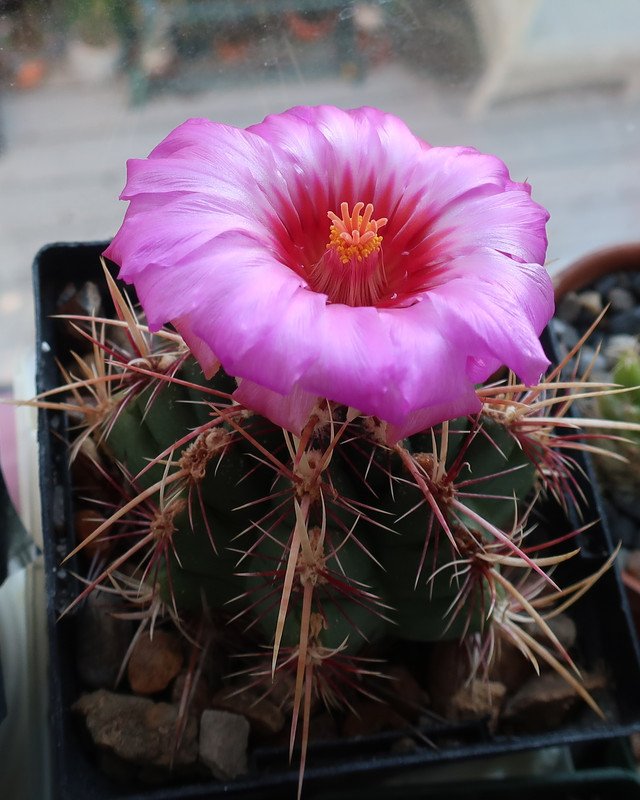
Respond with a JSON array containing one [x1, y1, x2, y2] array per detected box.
[[556, 292, 582, 325], [577, 290, 604, 317], [199, 709, 249, 780], [609, 307, 640, 336], [578, 345, 607, 373], [211, 688, 285, 737], [550, 317, 580, 351], [502, 671, 604, 732], [554, 268, 640, 555], [608, 287, 636, 313], [128, 630, 184, 695], [76, 593, 133, 690], [263, 669, 296, 714], [57, 280, 103, 319], [502, 673, 577, 732], [604, 334, 639, 368], [73, 689, 198, 767], [449, 679, 506, 732], [597, 274, 621, 296]]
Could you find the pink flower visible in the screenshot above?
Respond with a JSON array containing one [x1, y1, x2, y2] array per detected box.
[[105, 106, 553, 441]]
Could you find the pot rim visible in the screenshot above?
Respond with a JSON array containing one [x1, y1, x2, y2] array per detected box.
[[553, 243, 640, 302]]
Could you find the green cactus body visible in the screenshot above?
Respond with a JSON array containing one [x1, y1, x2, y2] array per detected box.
[[599, 350, 640, 442], [102, 355, 540, 656]]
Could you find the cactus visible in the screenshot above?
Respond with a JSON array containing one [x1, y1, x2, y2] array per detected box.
[[593, 343, 640, 489], [35, 270, 635, 792]]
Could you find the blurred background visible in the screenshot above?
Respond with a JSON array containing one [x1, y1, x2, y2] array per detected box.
[[0, 0, 639, 391]]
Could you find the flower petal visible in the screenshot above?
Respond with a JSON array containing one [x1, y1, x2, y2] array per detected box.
[[385, 147, 548, 280], [386, 388, 482, 444], [130, 231, 324, 394], [233, 380, 317, 434], [428, 251, 554, 384], [105, 118, 300, 277]]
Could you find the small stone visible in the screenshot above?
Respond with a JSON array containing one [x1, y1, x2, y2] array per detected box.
[[449, 679, 506, 731], [609, 307, 640, 336], [608, 286, 636, 313], [342, 699, 407, 737], [550, 318, 580, 351], [604, 334, 639, 368], [596, 274, 621, 296], [211, 688, 285, 736], [73, 689, 198, 767], [578, 345, 607, 373], [556, 292, 582, 325], [501, 672, 602, 732], [76, 593, 133, 690], [577, 290, 604, 318], [128, 630, 184, 695], [199, 709, 249, 780], [57, 280, 103, 318]]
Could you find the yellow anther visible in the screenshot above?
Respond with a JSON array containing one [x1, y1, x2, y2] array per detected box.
[[326, 201, 387, 264]]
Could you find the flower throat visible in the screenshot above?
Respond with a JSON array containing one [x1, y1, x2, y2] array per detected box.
[[308, 202, 388, 307]]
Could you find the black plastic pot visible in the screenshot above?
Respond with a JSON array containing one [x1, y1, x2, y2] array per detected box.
[[35, 242, 640, 799]]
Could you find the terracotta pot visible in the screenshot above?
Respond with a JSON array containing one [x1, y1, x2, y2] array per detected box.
[[553, 243, 640, 302]]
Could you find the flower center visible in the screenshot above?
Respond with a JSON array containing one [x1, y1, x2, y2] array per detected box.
[[326, 202, 387, 264], [305, 201, 389, 307]]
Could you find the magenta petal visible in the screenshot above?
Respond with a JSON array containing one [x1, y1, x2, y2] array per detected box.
[[386, 388, 482, 444], [298, 304, 398, 419], [429, 186, 549, 266], [233, 380, 317, 435], [296, 299, 478, 425], [173, 316, 219, 379], [429, 253, 554, 384], [131, 232, 324, 394]]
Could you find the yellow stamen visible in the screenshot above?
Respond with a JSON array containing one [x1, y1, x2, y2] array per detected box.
[[326, 201, 387, 264]]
